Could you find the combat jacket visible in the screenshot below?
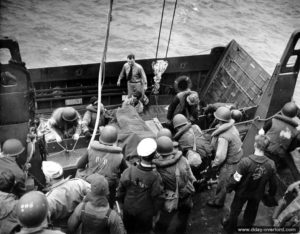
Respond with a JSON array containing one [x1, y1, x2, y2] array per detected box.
[[116, 164, 164, 218], [0, 191, 19, 234], [68, 202, 125, 234], [211, 120, 243, 164], [174, 123, 213, 157], [266, 115, 298, 157], [77, 141, 127, 185], [0, 156, 26, 197], [167, 90, 198, 122], [156, 151, 196, 199], [46, 177, 90, 223], [82, 104, 106, 133], [229, 154, 277, 200]]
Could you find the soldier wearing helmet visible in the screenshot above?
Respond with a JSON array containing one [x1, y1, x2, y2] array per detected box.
[[116, 138, 164, 233], [167, 87, 200, 124], [207, 106, 243, 208], [0, 170, 21, 234], [17, 191, 64, 234], [0, 138, 26, 197], [42, 161, 90, 231], [82, 96, 107, 138], [47, 107, 82, 142], [172, 114, 213, 176], [262, 101, 300, 182], [76, 125, 127, 207], [154, 136, 195, 233]]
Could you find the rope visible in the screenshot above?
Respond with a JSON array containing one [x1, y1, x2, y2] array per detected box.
[[165, 0, 178, 58], [155, 0, 166, 59], [88, 0, 113, 149]]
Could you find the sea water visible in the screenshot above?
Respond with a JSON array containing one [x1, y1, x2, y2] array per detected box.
[[1, 0, 300, 103]]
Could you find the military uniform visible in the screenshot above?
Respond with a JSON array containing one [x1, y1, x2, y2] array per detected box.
[[224, 154, 277, 232], [0, 157, 26, 197], [77, 140, 127, 207], [210, 120, 243, 206], [46, 177, 90, 228], [167, 90, 199, 123], [116, 164, 164, 233], [118, 62, 147, 98], [264, 114, 299, 182], [155, 151, 196, 233], [82, 103, 106, 134], [0, 191, 19, 234], [48, 107, 82, 139]]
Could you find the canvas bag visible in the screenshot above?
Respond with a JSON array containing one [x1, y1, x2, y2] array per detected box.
[[164, 163, 180, 213], [187, 130, 202, 167]]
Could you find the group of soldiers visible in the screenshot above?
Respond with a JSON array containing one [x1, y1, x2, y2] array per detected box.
[[0, 53, 300, 234]]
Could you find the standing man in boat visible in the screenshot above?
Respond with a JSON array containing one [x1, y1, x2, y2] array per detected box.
[[207, 106, 243, 208], [262, 101, 300, 183], [117, 53, 148, 98]]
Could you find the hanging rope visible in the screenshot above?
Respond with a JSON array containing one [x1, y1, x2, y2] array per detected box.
[[88, 0, 113, 149], [165, 0, 178, 58], [155, 0, 166, 59]]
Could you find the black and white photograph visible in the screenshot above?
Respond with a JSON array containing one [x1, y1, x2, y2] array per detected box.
[[1, 0, 300, 233]]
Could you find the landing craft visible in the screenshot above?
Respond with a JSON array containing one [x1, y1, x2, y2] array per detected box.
[[0, 31, 299, 232]]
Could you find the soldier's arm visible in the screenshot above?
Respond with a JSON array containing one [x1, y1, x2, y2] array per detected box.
[[68, 202, 83, 233], [211, 137, 228, 167], [76, 150, 89, 169], [117, 64, 126, 84], [140, 66, 147, 89], [167, 96, 180, 121]]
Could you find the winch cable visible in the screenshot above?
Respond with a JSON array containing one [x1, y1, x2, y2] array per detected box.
[[155, 0, 166, 59], [88, 0, 113, 149], [153, 0, 178, 119], [165, 0, 178, 58]]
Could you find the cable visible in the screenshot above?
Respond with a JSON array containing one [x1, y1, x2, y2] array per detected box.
[[155, 0, 166, 59], [88, 0, 113, 149], [165, 0, 178, 58]]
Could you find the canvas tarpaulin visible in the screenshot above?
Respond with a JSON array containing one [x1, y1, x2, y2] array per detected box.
[[115, 105, 156, 162]]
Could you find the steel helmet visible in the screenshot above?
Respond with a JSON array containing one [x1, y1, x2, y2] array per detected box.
[[17, 191, 48, 228], [157, 136, 174, 156], [62, 107, 78, 122], [214, 106, 231, 122], [173, 114, 188, 129], [2, 139, 25, 157], [186, 93, 199, 106], [231, 109, 243, 122], [137, 138, 157, 157], [157, 128, 172, 139], [99, 125, 118, 145], [282, 102, 298, 118]]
